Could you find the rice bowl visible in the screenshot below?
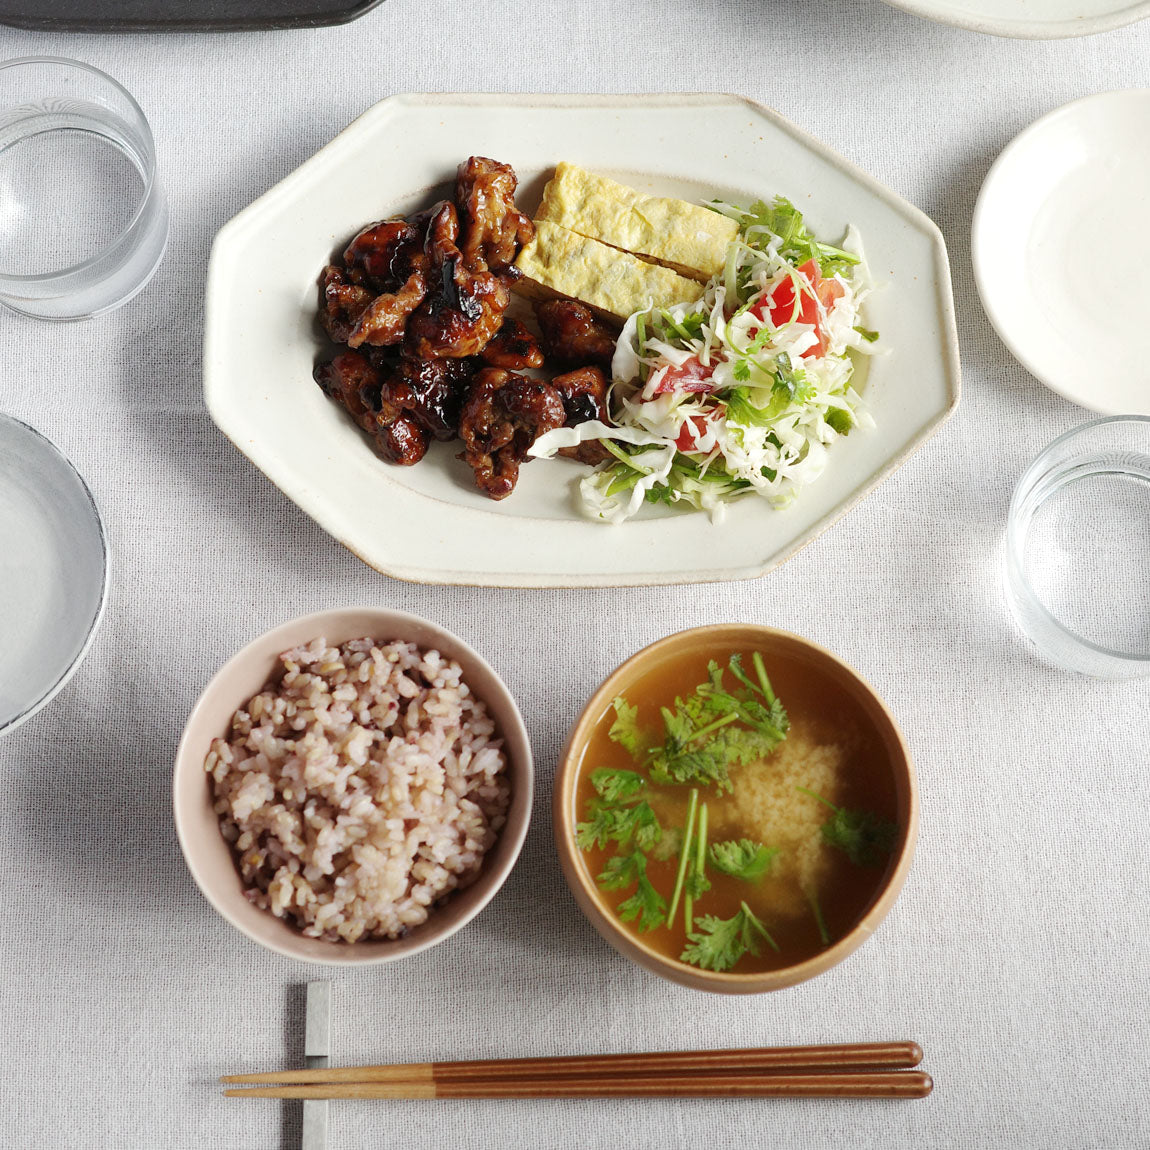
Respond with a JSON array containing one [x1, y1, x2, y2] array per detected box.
[[173, 608, 532, 964], [207, 637, 510, 943]]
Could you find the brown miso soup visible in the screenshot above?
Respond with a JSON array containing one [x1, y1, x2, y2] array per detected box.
[[573, 641, 901, 974]]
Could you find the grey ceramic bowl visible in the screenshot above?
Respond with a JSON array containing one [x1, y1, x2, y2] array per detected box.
[[0, 414, 108, 736], [173, 607, 533, 963]]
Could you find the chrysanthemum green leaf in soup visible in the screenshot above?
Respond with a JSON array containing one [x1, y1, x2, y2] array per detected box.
[[797, 786, 898, 868], [589, 767, 646, 803], [607, 697, 645, 757], [649, 732, 736, 791], [647, 655, 789, 790], [822, 806, 898, 867], [597, 849, 647, 891], [576, 799, 662, 853], [724, 653, 790, 730], [709, 839, 778, 882], [617, 873, 667, 933], [597, 849, 667, 931], [680, 901, 779, 972]]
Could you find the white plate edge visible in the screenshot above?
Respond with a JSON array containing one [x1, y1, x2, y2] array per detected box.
[[877, 0, 1150, 38], [971, 89, 1150, 415]]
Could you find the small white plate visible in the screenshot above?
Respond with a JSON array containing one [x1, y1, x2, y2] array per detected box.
[[877, 0, 1150, 38], [205, 93, 960, 588], [973, 91, 1150, 415], [0, 415, 108, 734]]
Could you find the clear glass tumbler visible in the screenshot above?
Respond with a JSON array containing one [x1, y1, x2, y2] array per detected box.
[[0, 57, 169, 320], [1005, 416, 1150, 678]]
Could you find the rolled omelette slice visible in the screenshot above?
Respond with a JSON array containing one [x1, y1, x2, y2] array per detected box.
[[515, 220, 705, 324], [535, 162, 738, 281]]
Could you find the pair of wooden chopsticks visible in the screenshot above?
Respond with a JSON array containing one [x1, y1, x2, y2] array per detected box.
[[223, 1041, 931, 1100]]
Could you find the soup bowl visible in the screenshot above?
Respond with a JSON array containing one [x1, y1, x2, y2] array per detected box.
[[174, 607, 533, 964], [553, 624, 917, 994]]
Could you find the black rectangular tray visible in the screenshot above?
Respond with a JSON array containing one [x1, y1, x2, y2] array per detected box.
[[0, 0, 383, 31]]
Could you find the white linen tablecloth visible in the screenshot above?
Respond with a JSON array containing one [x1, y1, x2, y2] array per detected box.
[[1, 4, 1149, 1146]]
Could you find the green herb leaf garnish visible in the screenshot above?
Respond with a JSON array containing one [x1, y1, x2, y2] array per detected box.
[[646, 655, 789, 792], [739, 196, 861, 276], [617, 873, 667, 932], [598, 849, 666, 932], [822, 807, 899, 867], [825, 408, 853, 436], [575, 799, 662, 853], [680, 901, 779, 971], [709, 839, 778, 882], [596, 850, 647, 891], [796, 787, 899, 867], [590, 767, 646, 803], [608, 697, 645, 757]]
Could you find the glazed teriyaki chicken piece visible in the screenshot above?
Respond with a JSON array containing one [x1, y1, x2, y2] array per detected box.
[[551, 365, 609, 426], [317, 266, 375, 345], [458, 369, 566, 499], [313, 351, 430, 466], [550, 366, 612, 465], [319, 218, 428, 348], [376, 355, 478, 442], [404, 201, 511, 359], [479, 317, 545, 370], [455, 156, 535, 276], [534, 299, 619, 372], [314, 156, 613, 500]]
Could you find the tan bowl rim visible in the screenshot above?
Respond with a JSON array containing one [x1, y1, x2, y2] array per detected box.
[[554, 623, 918, 992], [173, 606, 533, 964]]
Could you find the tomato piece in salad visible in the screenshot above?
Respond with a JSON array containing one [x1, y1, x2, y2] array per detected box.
[[750, 258, 844, 358], [650, 354, 716, 395], [674, 414, 711, 453]]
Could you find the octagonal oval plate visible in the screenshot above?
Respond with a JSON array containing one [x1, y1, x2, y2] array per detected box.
[[204, 93, 959, 588]]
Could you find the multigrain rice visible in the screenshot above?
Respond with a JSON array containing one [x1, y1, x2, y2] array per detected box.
[[204, 637, 510, 943]]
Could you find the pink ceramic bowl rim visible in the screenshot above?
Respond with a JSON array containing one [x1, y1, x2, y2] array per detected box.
[[173, 607, 533, 964]]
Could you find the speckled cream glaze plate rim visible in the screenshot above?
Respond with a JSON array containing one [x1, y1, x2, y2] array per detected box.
[[204, 92, 960, 588], [876, 0, 1150, 37]]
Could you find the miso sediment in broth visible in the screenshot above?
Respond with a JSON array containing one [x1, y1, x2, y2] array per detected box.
[[575, 645, 899, 973]]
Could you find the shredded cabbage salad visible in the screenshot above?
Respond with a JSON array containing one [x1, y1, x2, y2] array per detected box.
[[530, 197, 879, 524]]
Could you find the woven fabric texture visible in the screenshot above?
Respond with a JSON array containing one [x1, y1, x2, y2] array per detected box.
[[1, 4, 1149, 1146]]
